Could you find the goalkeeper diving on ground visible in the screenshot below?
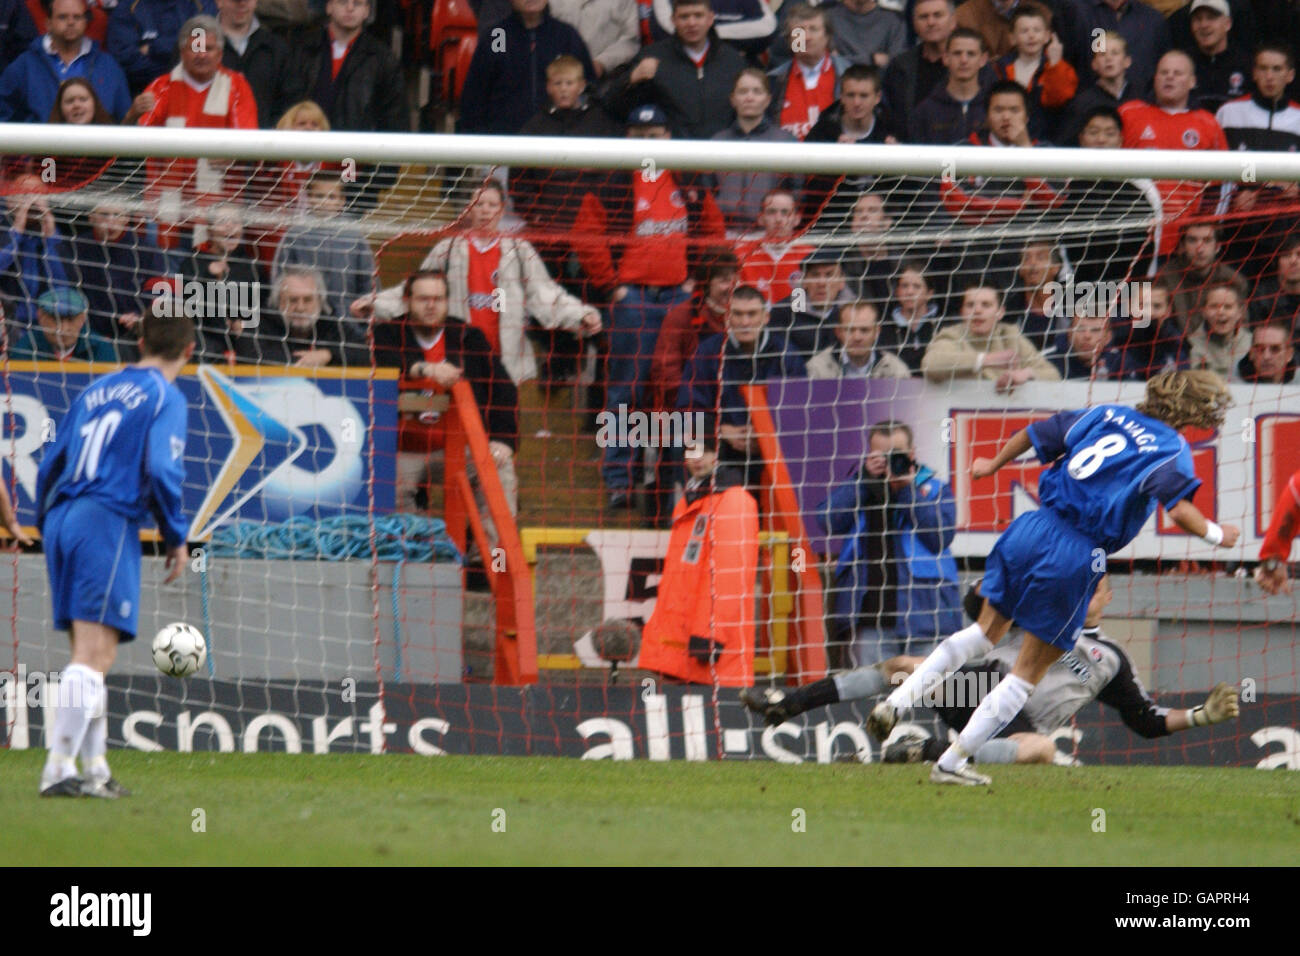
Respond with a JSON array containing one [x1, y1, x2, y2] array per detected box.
[[742, 574, 1241, 766]]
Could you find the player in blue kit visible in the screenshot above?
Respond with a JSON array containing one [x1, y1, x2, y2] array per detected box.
[[868, 370, 1241, 785], [36, 314, 195, 798]]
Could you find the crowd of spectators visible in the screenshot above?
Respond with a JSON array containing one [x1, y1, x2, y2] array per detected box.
[[1, 0, 1299, 540]]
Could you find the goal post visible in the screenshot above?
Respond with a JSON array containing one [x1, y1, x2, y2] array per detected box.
[[8, 124, 1300, 180], [1, 124, 1297, 767]]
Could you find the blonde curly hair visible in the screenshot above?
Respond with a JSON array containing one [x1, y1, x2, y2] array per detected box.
[[1136, 370, 1232, 431]]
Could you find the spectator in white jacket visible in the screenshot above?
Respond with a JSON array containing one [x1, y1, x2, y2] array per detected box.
[[358, 180, 602, 384], [549, 0, 640, 77]]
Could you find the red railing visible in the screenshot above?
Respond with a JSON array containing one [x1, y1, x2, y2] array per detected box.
[[403, 377, 537, 684]]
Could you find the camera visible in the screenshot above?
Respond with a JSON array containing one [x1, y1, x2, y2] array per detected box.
[[888, 450, 914, 477]]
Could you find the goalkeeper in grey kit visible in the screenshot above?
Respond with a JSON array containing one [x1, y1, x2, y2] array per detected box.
[[742, 576, 1240, 765]]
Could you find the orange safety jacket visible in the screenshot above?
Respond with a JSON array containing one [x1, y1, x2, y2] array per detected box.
[[640, 469, 759, 687]]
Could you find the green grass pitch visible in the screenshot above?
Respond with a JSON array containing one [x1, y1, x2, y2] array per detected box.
[[3, 750, 1296, 865]]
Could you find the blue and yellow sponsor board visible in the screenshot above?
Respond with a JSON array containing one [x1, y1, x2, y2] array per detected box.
[[0, 362, 398, 539]]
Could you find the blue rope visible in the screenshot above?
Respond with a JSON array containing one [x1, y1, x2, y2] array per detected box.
[[199, 558, 215, 677], [207, 514, 462, 563], [391, 558, 404, 682]]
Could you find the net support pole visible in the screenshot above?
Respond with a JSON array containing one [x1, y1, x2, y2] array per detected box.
[[743, 385, 828, 685], [445, 379, 538, 685]]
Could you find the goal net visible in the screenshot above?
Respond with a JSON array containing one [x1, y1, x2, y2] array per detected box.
[[0, 127, 1296, 768]]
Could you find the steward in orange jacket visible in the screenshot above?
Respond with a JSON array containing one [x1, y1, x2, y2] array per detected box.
[[640, 462, 759, 686]]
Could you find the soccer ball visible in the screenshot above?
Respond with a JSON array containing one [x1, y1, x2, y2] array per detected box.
[[152, 623, 207, 678]]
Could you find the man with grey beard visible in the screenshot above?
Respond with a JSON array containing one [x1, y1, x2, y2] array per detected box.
[[255, 266, 365, 367]]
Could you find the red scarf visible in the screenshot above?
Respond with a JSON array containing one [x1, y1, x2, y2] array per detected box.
[[330, 29, 359, 79], [779, 57, 836, 139]]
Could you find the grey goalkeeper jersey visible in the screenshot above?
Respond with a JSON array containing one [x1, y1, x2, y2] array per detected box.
[[982, 627, 1172, 737]]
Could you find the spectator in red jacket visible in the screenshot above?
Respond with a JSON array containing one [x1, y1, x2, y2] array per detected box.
[[571, 104, 726, 509], [734, 188, 811, 304], [1120, 50, 1228, 258], [136, 15, 258, 251], [135, 15, 257, 131]]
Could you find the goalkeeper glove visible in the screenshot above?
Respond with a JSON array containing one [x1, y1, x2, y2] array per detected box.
[[1187, 682, 1240, 727]]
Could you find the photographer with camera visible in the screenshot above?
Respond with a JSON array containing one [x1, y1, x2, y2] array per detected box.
[[818, 419, 962, 668]]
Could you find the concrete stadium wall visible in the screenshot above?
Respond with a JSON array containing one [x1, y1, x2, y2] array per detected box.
[[5, 557, 464, 683], [5, 557, 1294, 693], [961, 572, 1299, 694]]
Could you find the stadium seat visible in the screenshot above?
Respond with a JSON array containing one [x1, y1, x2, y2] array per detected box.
[[429, 0, 476, 49], [419, 0, 477, 129], [398, 0, 428, 68], [440, 32, 477, 107]]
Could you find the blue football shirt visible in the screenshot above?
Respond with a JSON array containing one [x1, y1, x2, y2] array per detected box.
[[1027, 404, 1201, 554], [35, 366, 189, 548]]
